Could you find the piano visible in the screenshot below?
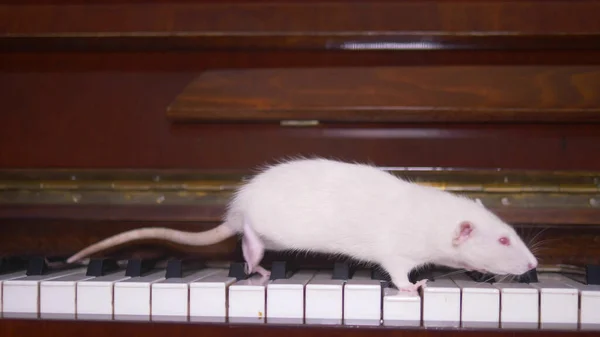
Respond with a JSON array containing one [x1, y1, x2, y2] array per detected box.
[[1, 0, 600, 336]]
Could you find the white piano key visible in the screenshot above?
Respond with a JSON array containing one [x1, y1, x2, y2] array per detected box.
[[189, 270, 237, 323], [580, 287, 600, 331], [305, 270, 345, 325], [0, 270, 28, 318], [546, 274, 600, 330], [382, 287, 421, 327], [151, 268, 221, 322], [266, 269, 317, 324], [2, 267, 86, 318], [76, 270, 130, 320], [422, 278, 461, 328], [113, 270, 165, 321], [343, 270, 382, 326], [577, 283, 600, 330], [493, 281, 539, 329], [530, 276, 579, 330], [450, 275, 500, 328], [228, 274, 270, 323], [40, 272, 96, 319]]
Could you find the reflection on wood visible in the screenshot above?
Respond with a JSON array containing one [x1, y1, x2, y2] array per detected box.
[[2, 1, 600, 52], [167, 66, 600, 123], [1, 1, 600, 335]]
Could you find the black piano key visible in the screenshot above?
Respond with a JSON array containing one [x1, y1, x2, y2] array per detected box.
[[165, 259, 205, 279], [0, 256, 27, 274], [585, 265, 600, 285], [370, 267, 392, 288], [228, 262, 249, 280], [332, 261, 353, 280], [125, 258, 157, 277], [370, 268, 391, 282], [165, 259, 185, 278], [516, 268, 538, 283], [408, 269, 419, 283], [270, 260, 295, 280], [408, 265, 435, 283], [228, 240, 252, 280], [232, 240, 245, 262], [26, 256, 48, 276], [86, 258, 119, 277], [466, 271, 496, 283]]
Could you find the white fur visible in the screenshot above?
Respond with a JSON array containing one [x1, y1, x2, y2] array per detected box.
[[68, 157, 537, 290], [225, 158, 537, 288]]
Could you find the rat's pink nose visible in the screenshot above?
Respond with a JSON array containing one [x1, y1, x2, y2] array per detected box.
[[528, 261, 537, 270]]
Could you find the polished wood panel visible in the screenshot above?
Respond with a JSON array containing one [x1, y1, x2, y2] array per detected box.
[[4, 50, 600, 73], [0, 218, 598, 266], [167, 66, 600, 123], [0, 205, 223, 222], [0, 167, 598, 225], [0, 318, 599, 337], [0, 2, 598, 335], [2, 206, 593, 226], [1, 190, 598, 224], [1, 72, 599, 170], [0, 166, 597, 262], [2, 1, 599, 52], [0, 219, 237, 258], [0, 0, 565, 4]]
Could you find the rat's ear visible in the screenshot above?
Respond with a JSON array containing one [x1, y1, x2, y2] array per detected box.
[[474, 198, 483, 206], [452, 221, 473, 246]]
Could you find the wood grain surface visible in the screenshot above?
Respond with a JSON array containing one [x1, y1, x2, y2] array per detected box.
[[0, 318, 599, 337], [1, 1, 599, 52], [0, 217, 598, 267], [1, 2, 600, 324], [0, 204, 598, 225], [167, 66, 600, 123], [2, 72, 600, 170]]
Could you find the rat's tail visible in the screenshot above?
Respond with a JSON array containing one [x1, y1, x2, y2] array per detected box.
[[66, 223, 236, 263]]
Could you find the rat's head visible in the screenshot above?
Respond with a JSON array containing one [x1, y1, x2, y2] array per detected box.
[[446, 198, 538, 276]]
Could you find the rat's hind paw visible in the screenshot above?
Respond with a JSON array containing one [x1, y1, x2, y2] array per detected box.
[[244, 264, 271, 279], [255, 265, 271, 278], [398, 279, 428, 293], [415, 279, 428, 289]]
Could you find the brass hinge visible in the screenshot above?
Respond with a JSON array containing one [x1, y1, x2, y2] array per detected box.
[[280, 120, 320, 127], [0, 168, 598, 209]]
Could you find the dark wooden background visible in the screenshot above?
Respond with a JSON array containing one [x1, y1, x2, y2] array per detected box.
[[1, 0, 599, 259], [1, 1, 600, 336], [1, 0, 600, 171]]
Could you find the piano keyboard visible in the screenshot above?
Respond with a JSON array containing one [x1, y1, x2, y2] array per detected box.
[[1, 258, 599, 331]]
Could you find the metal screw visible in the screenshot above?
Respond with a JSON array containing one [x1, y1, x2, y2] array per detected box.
[[503, 176, 509, 183], [70, 175, 76, 181], [153, 176, 161, 182], [501, 197, 510, 206], [591, 198, 599, 207], [156, 195, 165, 204], [72, 194, 82, 203]]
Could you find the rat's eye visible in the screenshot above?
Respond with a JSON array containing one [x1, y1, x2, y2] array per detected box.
[[499, 237, 510, 246]]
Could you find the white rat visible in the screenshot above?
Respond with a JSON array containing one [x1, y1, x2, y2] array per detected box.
[[67, 158, 538, 292]]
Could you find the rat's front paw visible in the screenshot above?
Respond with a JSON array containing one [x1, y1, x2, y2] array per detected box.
[[397, 279, 428, 293]]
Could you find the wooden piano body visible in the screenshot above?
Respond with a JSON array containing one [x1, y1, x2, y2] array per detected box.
[[1, 0, 600, 336]]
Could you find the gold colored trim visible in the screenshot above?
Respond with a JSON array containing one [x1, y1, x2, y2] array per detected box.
[[0, 168, 597, 210]]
